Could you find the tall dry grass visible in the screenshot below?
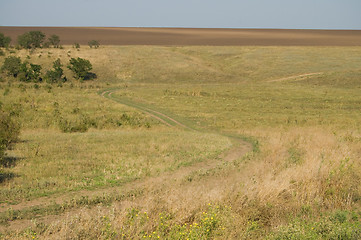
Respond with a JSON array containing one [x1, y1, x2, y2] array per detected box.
[[2, 127, 357, 239]]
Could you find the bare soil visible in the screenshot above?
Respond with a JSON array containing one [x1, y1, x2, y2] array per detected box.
[[1, 27, 361, 46]]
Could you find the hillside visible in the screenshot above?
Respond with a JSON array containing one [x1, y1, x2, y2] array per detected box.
[[0, 39, 360, 238]]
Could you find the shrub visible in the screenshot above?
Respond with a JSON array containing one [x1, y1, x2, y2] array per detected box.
[[45, 59, 66, 83], [42, 41, 50, 48], [73, 43, 80, 49], [17, 31, 45, 49], [1, 56, 21, 77], [0, 108, 20, 161], [67, 57, 95, 80], [1, 56, 43, 82], [48, 34, 60, 48], [58, 116, 89, 133], [0, 33, 11, 48], [18, 62, 42, 82], [88, 40, 99, 48]]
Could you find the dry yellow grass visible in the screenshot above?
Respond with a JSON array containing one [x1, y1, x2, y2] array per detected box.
[[4, 127, 354, 239], [1, 45, 360, 239]]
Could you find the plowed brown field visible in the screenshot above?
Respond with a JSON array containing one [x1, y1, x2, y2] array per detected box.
[[1, 27, 361, 46]]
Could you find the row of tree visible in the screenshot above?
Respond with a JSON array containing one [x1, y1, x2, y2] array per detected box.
[[18, 31, 60, 49], [1, 56, 94, 82], [0, 32, 100, 49], [0, 31, 59, 49]]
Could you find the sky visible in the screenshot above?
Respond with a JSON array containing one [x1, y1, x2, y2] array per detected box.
[[0, 0, 360, 29]]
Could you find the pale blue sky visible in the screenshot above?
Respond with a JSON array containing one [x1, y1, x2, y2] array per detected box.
[[0, 0, 360, 29]]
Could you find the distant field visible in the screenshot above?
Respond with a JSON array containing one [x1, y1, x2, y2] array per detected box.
[[1, 27, 361, 46]]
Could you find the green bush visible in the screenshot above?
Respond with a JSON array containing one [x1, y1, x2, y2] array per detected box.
[[1, 56, 44, 82], [1, 56, 21, 77], [17, 31, 45, 49], [42, 41, 50, 48], [67, 57, 95, 80], [45, 59, 66, 83], [0, 33, 11, 48], [0, 108, 20, 161], [88, 40, 99, 48], [48, 34, 60, 48], [58, 116, 89, 133], [18, 62, 42, 82]]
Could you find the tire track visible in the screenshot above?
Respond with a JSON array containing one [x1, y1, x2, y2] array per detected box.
[[267, 72, 323, 83], [0, 88, 252, 232], [102, 90, 193, 130]]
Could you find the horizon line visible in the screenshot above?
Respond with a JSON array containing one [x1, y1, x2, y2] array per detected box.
[[1, 26, 361, 31]]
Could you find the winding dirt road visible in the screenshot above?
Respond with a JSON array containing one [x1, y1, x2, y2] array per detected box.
[[0, 89, 252, 232]]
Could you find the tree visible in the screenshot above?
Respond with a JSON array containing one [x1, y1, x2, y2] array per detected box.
[[67, 57, 94, 80], [45, 58, 66, 83], [17, 31, 45, 49], [0, 33, 11, 48], [1, 56, 21, 77], [88, 40, 99, 48], [48, 34, 60, 48], [0, 108, 20, 161], [18, 62, 42, 82]]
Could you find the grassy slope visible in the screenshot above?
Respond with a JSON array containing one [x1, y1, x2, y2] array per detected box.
[[0, 45, 361, 239]]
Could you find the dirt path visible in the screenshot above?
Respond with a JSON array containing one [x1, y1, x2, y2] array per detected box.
[[0, 89, 252, 232], [0, 140, 251, 232], [267, 72, 323, 82], [102, 90, 193, 130]]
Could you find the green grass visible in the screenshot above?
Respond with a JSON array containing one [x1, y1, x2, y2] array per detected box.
[[0, 84, 155, 130], [110, 81, 361, 130], [268, 210, 361, 240], [1, 128, 230, 202]]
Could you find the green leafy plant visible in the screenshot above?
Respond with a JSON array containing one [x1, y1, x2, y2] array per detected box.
[[48, 34, 60, 48], [73, 43, 80, 49], [58, 118, 89, 133], [45, 58, 66, 83], [18, 62, 42, 82], [269, 211, 361, 240], [17, 31, 45, 49], [1, 56, 21, 77], [88, 40, 100, 48], [0, 108, 20, 161], [67, 57, 96, 80], [0, 33, 11, 48]]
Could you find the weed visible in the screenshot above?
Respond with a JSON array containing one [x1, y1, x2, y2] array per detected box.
[[269, 211, 361, 240], [287, 146, 303, 165]]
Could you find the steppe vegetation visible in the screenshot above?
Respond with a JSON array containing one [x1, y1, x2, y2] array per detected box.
[[0, 35, 360, 239]]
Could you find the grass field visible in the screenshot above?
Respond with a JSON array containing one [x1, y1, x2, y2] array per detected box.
[[0, 44, 361, 239]]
